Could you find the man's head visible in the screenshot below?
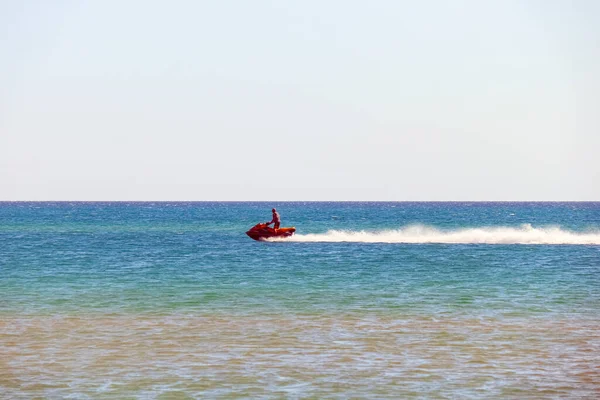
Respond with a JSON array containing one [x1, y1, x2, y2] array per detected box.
[[272, 208, 276, 213]]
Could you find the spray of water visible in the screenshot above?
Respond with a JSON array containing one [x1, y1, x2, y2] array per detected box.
[[271, 224, 600, 245]]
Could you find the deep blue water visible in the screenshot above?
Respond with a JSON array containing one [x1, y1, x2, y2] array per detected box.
[[1, 202, 599, 316]]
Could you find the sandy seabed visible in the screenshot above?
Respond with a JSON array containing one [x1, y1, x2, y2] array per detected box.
[[1, 313, 599, 398]]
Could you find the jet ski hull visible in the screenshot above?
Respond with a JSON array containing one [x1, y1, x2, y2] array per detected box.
[[246, 223, 296, 241]]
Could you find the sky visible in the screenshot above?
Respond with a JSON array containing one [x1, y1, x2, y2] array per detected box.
[[1, 0, 599, 200]]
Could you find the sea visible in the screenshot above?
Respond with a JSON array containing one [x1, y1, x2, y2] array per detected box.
[[1, 202, 599, 399]]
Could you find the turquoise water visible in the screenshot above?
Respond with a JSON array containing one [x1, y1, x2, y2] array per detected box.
[[2, 202, 599, 315], [1, 202, 599, 398]]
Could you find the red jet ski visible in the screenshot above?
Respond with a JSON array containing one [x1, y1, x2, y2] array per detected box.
[[246, 223, 296, 241]]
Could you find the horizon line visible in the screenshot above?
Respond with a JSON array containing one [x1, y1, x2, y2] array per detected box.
[[1, 200, 598, 203]]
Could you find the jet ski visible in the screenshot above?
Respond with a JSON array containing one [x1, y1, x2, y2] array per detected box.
[[246, 223, 296, 241]]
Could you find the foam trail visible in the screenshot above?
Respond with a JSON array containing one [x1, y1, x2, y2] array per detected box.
[[274, 224, 600, 245]]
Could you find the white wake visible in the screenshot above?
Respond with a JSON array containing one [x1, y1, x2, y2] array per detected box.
[[274, 224, 600, 245]]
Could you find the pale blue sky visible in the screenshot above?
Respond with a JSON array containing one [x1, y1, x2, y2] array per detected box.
[[1, 0, 598, 200]]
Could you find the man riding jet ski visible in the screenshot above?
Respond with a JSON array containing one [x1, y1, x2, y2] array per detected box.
[[246, 208, 295, 241]]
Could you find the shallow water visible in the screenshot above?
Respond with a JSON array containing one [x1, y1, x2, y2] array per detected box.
[[2, 314, 599, 398]]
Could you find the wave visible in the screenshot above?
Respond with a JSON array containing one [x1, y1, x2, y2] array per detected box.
[[274, 224, 600, 245]]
